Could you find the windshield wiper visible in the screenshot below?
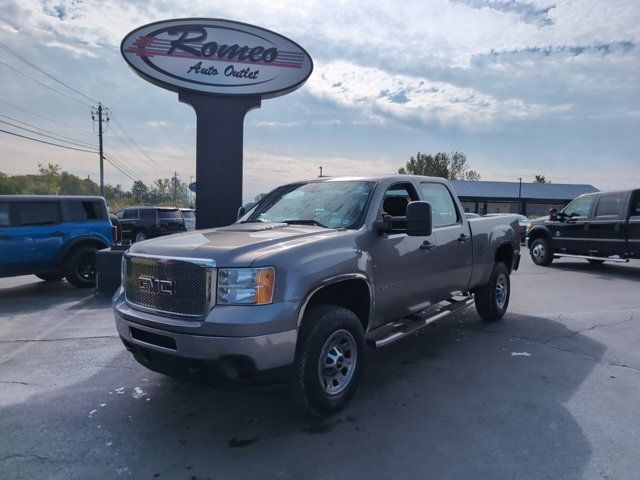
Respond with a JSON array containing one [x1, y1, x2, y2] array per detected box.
[[282, 219, 330, 228], [238, 219, 264, 224]]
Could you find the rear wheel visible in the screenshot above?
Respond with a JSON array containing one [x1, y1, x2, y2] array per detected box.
[[36, 271, 64, 282], [530, 237, 553, 266], [292, 305, 365, 416], [474, 262, 510, 322], [64, 246, 98, 288]]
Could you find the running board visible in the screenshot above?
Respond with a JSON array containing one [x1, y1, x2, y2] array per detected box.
[[554, 253, 629, 263], [372, 297, 475, 348]]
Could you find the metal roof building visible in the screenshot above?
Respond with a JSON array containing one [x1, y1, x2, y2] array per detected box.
[[448, 180, 599, 217]]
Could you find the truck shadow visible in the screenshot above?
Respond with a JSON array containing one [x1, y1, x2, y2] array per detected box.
[[550, 260, 640, 282], [0, 277, 110, 317], [1, 311, 604, 479]]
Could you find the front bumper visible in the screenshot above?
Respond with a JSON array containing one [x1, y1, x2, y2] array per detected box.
[[115, 313, 297, 372]]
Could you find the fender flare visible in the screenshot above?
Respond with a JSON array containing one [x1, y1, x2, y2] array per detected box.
[[296, 273, 374, 330], [57, 236, 110, 264]]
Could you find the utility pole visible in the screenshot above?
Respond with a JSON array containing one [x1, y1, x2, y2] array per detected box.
[[91, 103, 108, 197], [318, 166, 323, 178], [86, 175, 91, 195], [173, 171, 178, 206], [518, 177, 523, 215]]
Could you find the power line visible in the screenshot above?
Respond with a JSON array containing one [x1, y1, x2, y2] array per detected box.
[[0, 42, 99, 104], [0, 98, 95, 135], [104, 152, 153, 185], [109, 111, 173, 174], [0, 60, 93, 108], [0, 114, 95, 148], [0, 128, 97, 153], [106, 125, 169, 174]]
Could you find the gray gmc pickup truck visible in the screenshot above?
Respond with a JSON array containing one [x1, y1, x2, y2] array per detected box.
[[113, 175, 520, 415]]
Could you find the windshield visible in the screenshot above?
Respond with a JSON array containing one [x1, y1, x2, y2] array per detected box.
[[241, 181, 374, 229]]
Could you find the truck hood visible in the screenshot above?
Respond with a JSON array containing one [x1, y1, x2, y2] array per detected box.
[[126, 222, 346, 266]]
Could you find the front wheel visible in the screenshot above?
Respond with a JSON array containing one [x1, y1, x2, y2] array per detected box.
[[474, 262, 510, 322], [134, 231, 147, 243], [530, 238, 553, 266], [292, 305, 365, 416]]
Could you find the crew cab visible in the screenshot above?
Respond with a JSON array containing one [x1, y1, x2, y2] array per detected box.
[[113, 175, 520, 415], [527, 189, 640, 265], [114, 206, 186, 243], [0, 195, 115, 287]]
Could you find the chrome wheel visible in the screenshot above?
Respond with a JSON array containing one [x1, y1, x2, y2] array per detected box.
[[495, 273, 508, 309], [318, 329, 357, 396], [531, 243, 545, 262]]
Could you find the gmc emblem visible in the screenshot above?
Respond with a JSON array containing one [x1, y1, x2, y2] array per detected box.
[[138, 276, 175, 296]]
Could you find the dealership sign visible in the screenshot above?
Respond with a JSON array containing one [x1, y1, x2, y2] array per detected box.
[[121, 18, 313, 98]]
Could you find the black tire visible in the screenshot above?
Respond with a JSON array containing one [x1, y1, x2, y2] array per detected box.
[[474, 262, 510, 322], [588, 259, 605, 265], [64, 246, 98, 288], [134, 231, 147, 243], [36, 271, 65, 282], [529, 237, 553, 266], [292, 305, 365, 416]]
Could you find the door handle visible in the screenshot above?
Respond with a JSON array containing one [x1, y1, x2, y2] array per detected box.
[[457, 234, 467, 243], [420, 240, 435, 251]]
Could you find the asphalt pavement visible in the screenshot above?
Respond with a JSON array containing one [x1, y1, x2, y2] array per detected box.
[[1, 254, 639, 480]]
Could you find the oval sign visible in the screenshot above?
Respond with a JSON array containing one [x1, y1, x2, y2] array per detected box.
[[121, 18, 313, 98]]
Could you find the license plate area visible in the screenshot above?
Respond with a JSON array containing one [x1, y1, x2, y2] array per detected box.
[[130, 327, 177, 350]]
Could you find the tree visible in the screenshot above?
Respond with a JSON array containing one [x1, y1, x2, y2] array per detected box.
[[398, 151, 480, 180], [131, 180, 149, 203], [534, 175, 550, 184]]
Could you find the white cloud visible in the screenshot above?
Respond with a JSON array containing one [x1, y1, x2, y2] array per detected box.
[[307, 61, 571, 129]]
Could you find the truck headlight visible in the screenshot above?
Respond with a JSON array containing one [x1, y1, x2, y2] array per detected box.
[[217, 267, 275, 305]]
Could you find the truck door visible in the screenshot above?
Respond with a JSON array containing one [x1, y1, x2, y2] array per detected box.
[[370, 182, 439, 326], [554, 195, 594, 254], [419, 182, 473, 298], [589, 193, 626, 256], [625, 190, 640, 257], [0, 200, 16, 275], [13, 201, 64, 272]]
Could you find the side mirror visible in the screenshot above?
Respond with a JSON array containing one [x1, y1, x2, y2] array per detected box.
[[548, 208, 558, 221], [406, 201, 432, 237]]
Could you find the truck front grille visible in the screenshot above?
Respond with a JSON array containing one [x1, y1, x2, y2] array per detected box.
[[124, 255, 215, 318]]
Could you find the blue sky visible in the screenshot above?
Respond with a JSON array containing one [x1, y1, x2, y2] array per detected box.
[[0, 0, 638, 201]]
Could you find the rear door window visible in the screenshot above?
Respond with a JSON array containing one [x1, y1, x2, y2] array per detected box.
[[181, 210, 195, 219], [595, 194, 623, 218], [123, 209, 139, 219], [0, 202, 9, 226], [420, 183, 460, 227], [140, 209, 156, 220], [158, 209, 182, 220], [68, 201, 103, 221], [16, 202, 61, 226]]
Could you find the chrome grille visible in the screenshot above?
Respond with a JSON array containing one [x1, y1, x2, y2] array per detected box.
[[124, 255, 215, 317]]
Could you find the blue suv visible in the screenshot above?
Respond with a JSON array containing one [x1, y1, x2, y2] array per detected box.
[[0, 196, 115, 288]]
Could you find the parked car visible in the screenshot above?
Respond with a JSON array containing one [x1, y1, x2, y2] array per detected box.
[[527, 189, 640, 265], [114, 175, 520, 415], [0, 195, 116, 287], [114, 206, 186, 243], [180, 208, 196, 231], [485, 213, 529, 242]]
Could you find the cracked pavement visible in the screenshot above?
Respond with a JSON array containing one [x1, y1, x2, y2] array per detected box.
[[1, 255, 639, 479]]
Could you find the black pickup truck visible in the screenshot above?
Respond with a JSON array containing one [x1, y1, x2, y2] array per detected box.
[[526, 188, 640, 265]]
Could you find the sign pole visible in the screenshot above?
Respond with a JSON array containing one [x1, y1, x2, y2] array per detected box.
[[179, 91, 261, 229]]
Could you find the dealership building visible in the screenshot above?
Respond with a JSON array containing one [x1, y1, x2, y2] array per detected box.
[[449, 180, 599, 217]]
